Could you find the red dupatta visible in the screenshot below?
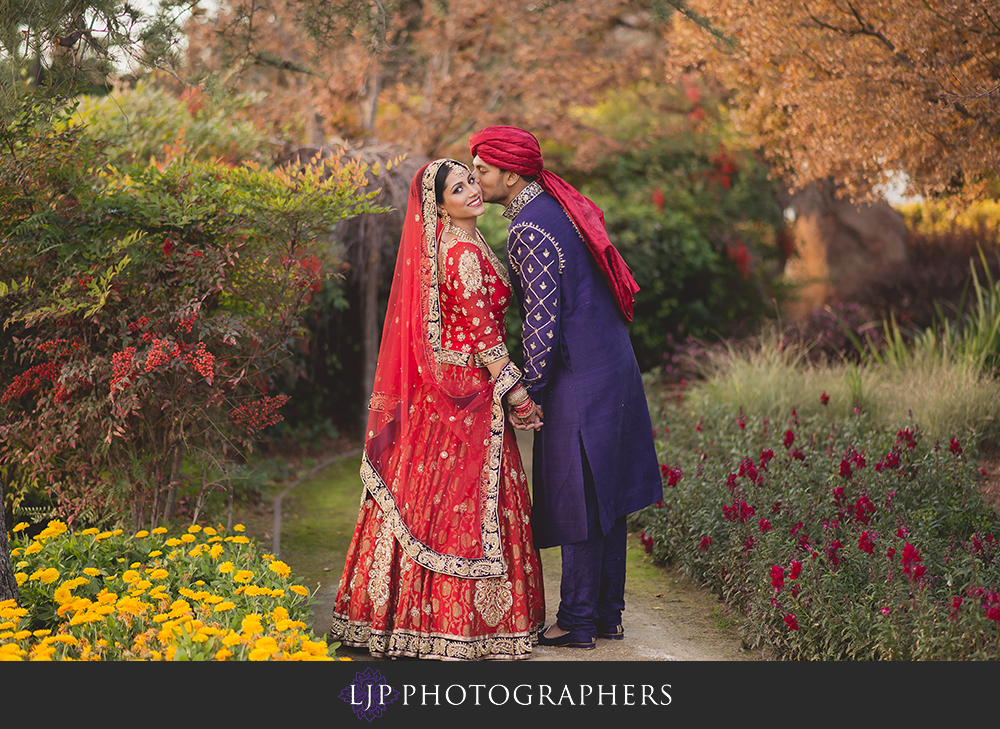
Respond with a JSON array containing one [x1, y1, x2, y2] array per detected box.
[[361, 160, 520, 579]]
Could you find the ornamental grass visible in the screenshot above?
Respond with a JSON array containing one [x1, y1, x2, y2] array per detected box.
[[634, 392, 1000, 660], [1, 522, 346, 661]]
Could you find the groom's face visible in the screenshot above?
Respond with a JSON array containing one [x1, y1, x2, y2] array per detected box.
[[472, 156, 510, 205]]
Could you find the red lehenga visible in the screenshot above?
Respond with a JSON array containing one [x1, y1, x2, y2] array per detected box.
[[330, 160, 545, 660]]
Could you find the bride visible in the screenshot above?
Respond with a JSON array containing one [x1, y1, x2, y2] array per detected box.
[[329, 159, 545, 660]]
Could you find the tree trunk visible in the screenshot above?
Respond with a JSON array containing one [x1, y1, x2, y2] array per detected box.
[[0, 480, 21, 605], [161, 441, 185, 527], [360, 227, 381, 439]]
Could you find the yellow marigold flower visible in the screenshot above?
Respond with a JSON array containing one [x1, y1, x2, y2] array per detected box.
[[36, 520, 68, 540], [0, 601, 28, 618], [15, 561, 28, 569], [148, 588, 169, 601], [180, 534, 196, 544], [23, 543, 42, 556], [234, 570, 253, 583], [116, 596, 148, 617], [209, 544, 224, 559], [12, 522, 28, 532], [234, 524, 245, 532], [13, 630, 31, 639], [231, 536, 250, 544], [29, 567, 60, 584], [122, 570, 140, 584], [202, 595, 224, 604], [240, 614, 263, 636], [179, 587, 196, 598], [152, 527, 167, 535], [0, 644, 27, 659], [132, 580, 151, 592], [290, 585, 309, 597], [135, 530, 149, 538], [14, 573, 26, 587], [271, 606, 290, 623], [218, 562, 234, 574], [268, 561, 291, 579], [188, 525, 202, 534], [149, 569, 168, 580], [53, 634, 78, 646], [113, 529, 123, 536], [168, 600, 192, 617], [117, 558, 125, 563], [214, 648, 233, 661], [148, 550, 163, 558], [207, 536, 223, 543], [130, 562, 142, 569], [270, 589, 285, 599], [83, 568, 101, 577], [222, 631, 242, 647], [188, 546, 203, 558], [274, 619, 294, 632], [164, 645, 178, 661], [203, 527, 217, 536], [80, 528, 99, 536], [262, 553, 274, 561], [195, 580, 205, 586], [95, 531, 113, 541], [165, 538, 182, 547], [241, 586, 268, 597]]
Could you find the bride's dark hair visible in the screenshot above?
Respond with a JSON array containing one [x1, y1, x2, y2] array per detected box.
[[434, 160, 469, 204]]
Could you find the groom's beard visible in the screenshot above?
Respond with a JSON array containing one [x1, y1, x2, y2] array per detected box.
[[479, 180, 508, 205]]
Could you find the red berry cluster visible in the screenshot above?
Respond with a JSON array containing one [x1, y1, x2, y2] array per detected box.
[[229, 395, 290, 434], [175, 312, 197, 334], [128, 317, 150, 333], [111, 347, 137, 390], [185, 343, 215, 382], [2, 362, 63, 403], [145, 339, 172, 372]]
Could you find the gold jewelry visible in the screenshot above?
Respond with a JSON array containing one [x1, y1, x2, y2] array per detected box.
[[443, 221, 479, 246], [512, 398, 534, 417], [439, 209, 452, 228], [507, 384, 529, 407]]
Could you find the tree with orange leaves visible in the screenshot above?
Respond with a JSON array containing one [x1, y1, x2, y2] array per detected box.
[[668, 0, 1000, 200]]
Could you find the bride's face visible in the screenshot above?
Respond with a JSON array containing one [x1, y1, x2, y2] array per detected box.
[[439, 167, 485, 223]]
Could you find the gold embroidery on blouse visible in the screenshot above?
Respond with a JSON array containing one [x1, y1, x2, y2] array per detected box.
[[368, 518, 394, 609], [457, 250, 484, 294]]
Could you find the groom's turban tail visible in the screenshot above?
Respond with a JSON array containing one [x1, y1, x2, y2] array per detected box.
[[470, 125, 640, 322]]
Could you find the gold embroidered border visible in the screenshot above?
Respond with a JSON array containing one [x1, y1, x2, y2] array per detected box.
[[475, 343, 509, 366], [503, 180, 544, 221], [331, 613, 540, 661], [359, 359, 523, 579]]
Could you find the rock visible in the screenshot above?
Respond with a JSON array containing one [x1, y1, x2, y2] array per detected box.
[[782, 181, 909, 319]]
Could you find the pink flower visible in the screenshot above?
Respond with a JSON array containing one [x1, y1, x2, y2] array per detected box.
[[759, 518, 773, 532], [858, 531, 875, 555], [783, 430, 795, 448], [788, 560, 803, 580], [880, 606, 891, 616], [820, 392, 830, 406], [783, 613, 799, 631], [949, 438, 963, 457], [640, 531, 654, 554], [902, 541, 925, 580], [699, 536, 713, 550], [771, 564, 785, 590]]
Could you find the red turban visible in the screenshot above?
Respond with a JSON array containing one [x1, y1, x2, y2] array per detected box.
[[470, 125, 639, 322]]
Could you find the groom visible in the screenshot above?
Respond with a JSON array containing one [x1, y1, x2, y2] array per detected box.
[[470, 126, 662, 649]]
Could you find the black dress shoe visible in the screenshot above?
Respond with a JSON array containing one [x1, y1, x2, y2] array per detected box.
[[597, 624, 624, 640], [537, 626, 596, 650]]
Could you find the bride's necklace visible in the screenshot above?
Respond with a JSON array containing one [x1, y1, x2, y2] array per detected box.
[[443, 222, 479, 245]]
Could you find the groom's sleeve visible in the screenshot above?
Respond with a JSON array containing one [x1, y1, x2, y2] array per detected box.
[[508, 223, 563, 393]]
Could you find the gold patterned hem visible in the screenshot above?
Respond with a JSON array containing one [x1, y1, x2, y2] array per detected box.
[[331, 613, 541, 661], [359, 360, 523, 579]]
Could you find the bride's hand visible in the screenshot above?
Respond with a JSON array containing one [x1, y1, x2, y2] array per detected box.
[[510, 404, 544, 431]]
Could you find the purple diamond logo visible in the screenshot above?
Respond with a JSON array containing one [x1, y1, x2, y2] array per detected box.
[[340, 667, 400, 721]]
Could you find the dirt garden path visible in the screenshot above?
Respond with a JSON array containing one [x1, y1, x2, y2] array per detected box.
[[275, 432, 761, 662]]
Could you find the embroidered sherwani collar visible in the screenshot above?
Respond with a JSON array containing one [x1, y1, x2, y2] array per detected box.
[[502, 180, 544, 220]]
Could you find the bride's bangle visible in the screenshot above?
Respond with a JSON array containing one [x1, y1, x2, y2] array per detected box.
[[512, 398, 534, 417], [507, 383, 529, 407]]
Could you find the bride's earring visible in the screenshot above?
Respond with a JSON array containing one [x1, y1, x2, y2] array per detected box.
[[439, 209, 452, 228]]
